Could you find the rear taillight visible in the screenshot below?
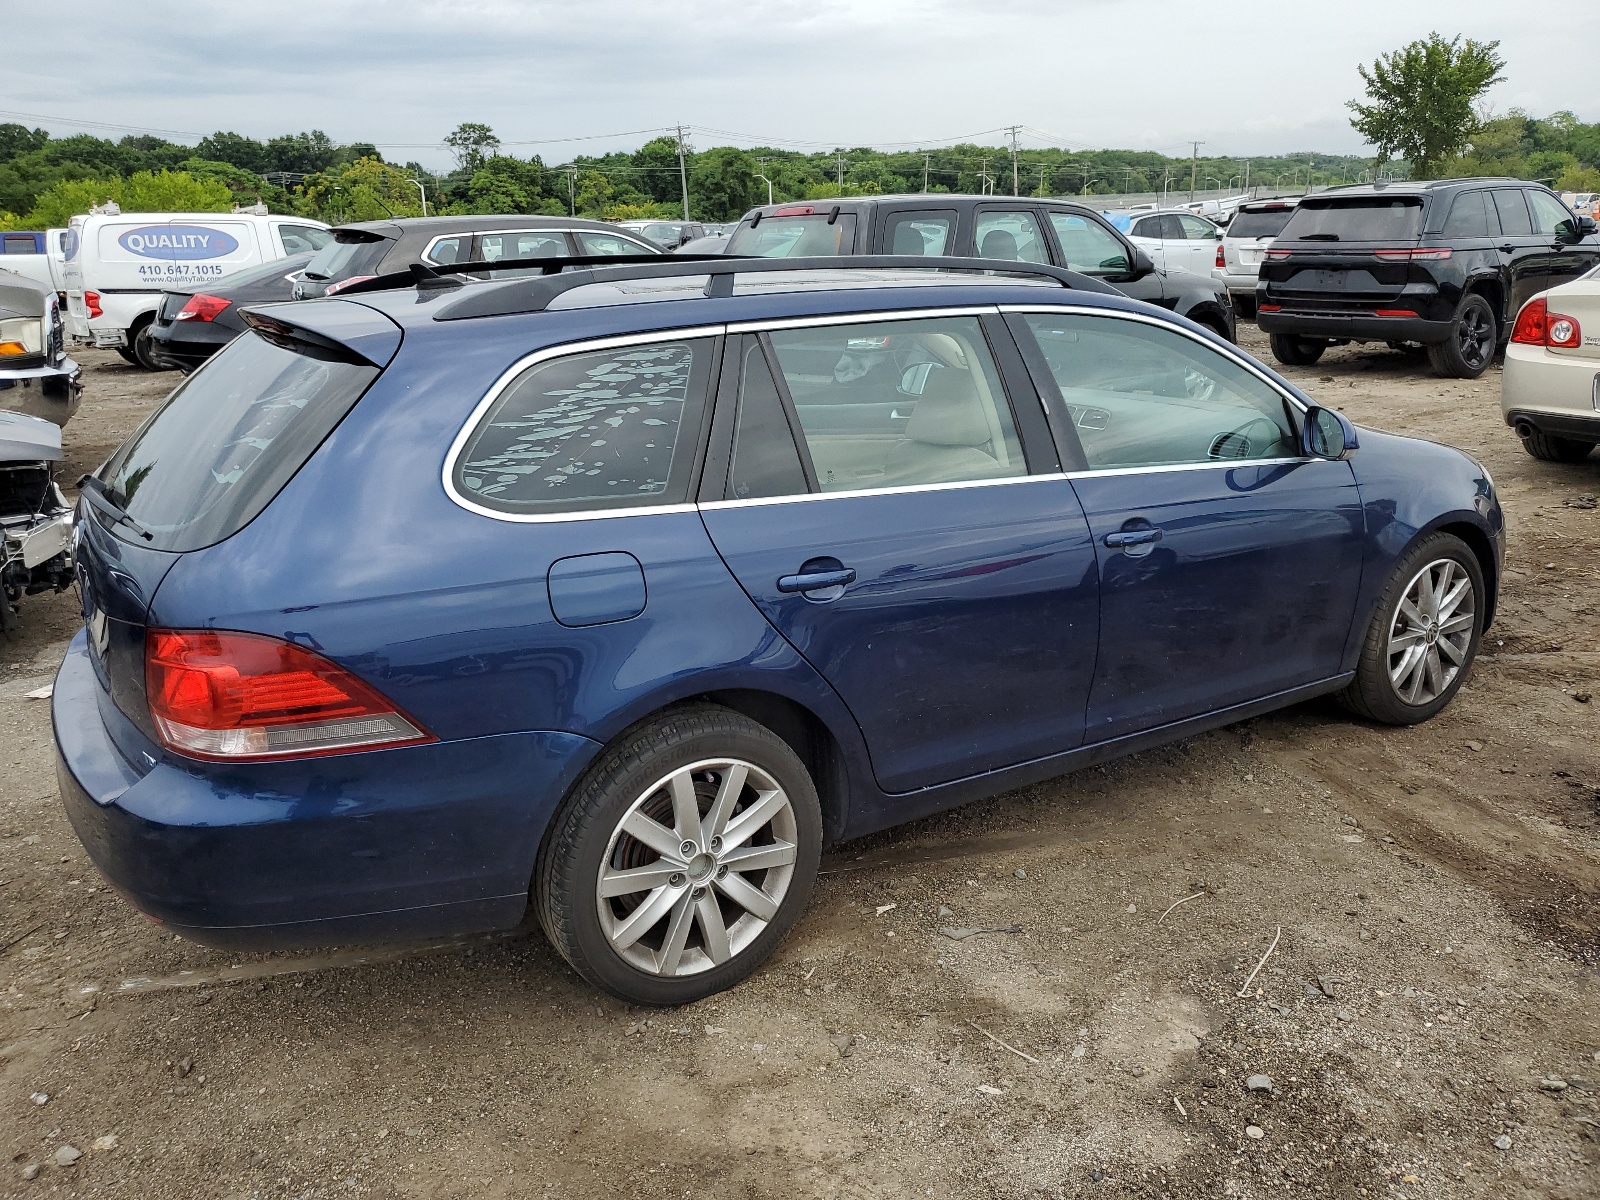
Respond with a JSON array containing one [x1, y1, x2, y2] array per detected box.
[[1215, 245, 1226, 269], [85, 291, 102, 318], [1264, 247, 1293, 260], [1511, 297, 1582, 348], [176, 294, 229, 322], [1373, 247, 1452, 261], [323, 275, 376, 296], [145, 629, 433, 761]]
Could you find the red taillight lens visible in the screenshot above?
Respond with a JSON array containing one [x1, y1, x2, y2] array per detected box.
[[1374, 309, 1419, 318], [323, 275, 376, 296], [85, 291, 102, 318], [1511, 298, 1549, 345], [1373, 247, 1452, 261], [1264, 248, 1293, 260], [176, 294, 229, 322], [1215, 245, 1226, 268], [1257, 304, 1281, 312], [145, 629, 433, 761]]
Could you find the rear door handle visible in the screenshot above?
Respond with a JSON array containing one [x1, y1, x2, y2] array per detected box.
[[777, 568, 856, 593], [1103, 529, 1162, 548]]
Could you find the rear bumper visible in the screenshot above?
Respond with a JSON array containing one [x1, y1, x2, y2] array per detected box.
[[1501, 343, 1600, 437], [1504, 408, 1600, 442], [144, 331, 222, 372], [0, 357, 83, 425], [1255, 309, 1452, 344], [53, 630, 603, 950]]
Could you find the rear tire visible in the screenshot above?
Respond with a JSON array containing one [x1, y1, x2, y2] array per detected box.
[[1337, 532, 1484, 726], [1519, 428, 1595, 463], [535, 704, 822, 1005], [129, 319, 167, 371], [115, 347, 139, 366], [1269, 333, 1326, 366], [1426, 294, 1495, 379]]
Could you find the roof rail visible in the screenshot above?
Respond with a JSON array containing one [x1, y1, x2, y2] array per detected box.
[[331, 253, 1109, 320]]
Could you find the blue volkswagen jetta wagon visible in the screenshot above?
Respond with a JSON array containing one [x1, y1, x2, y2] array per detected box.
[[54, 253, 1503, 1004]]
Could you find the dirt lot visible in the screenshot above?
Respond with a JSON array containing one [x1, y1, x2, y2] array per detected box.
[[3, 337, 1598, 1200]]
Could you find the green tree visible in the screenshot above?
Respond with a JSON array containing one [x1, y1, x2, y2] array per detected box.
[[1348, 33, 1506, 178], [20, 170, 232, 228], [631, 136, 685, 205], [444, 123, 500, 174], [196, 131, 269, 173], [463, 155, 561, 215], [0, 124, 50, 160], [688, 147, 759, 221], [298, 156, 423, 222]]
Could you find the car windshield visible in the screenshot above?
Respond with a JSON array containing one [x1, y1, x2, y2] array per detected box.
[[302, 234, 391, 281], [726, 213, 857, 257], [1227, 208, 1296, 239], [1279, 198, 1423, 242]]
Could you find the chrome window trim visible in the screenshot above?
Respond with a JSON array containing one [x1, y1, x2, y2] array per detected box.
[[442, 324, 726, 524], [998, 303, 1310, 414], [421, 228, 659, 267], [698, 471, 1064, 512], [1063, 456, 1309, 480]]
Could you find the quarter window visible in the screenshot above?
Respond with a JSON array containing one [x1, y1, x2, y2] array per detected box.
[[727, 341, 809, 501], [975, 211, 1050, 263], [762, 316, 1026, 492], [426, 236, 469, 265], [881, 210, 955, 256], [1019, 313, 1298, 470], [1442, 191, 1491, 238], [453, 338, 715, 515], [1047, 213, 1129, 275]]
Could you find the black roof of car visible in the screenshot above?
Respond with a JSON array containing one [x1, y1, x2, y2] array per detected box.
[[1307, 178, 1529, 201], [739, 194, 1109, 215]]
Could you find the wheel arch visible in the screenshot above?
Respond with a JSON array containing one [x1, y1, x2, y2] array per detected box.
[[1461, 274, 1506, 335], [1433, 518, 1499, 629]]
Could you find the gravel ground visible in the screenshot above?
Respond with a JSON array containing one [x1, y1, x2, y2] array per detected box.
[[2, 336, 1598, 1199]]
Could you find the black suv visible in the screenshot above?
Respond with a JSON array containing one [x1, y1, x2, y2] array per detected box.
[[725, 195, 1235, 340], [1256, 178, 1600, 377], [293, 216, 661, 299]]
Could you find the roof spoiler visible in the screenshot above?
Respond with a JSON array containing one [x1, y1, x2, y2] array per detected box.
[[239, 301, 402, 367]]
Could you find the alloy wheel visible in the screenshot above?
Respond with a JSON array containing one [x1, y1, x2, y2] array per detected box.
[[1456, 306, 1492, 370], [1386, 558, 1476, 705], [595, 759, 798, 977]]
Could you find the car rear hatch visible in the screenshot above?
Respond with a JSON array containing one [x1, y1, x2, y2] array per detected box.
[[1259, 195, 1428, 310], [1224, 204, 1296, 273], [72, 300, 400, 760], [295, 227, 396, 299]]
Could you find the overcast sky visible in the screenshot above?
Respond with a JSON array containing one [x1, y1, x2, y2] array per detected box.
[[5, 1, 1597, 168]]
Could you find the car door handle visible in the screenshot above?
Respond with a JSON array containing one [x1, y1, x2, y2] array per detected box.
[[1103, 529, 1162, 548], [777, 568, 856, 593]]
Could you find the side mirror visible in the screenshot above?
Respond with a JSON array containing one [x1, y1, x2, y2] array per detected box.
[[1303, 405, 1358, 460], [1576, 215, 1598, 237], [1125, 247, 1157, 280]]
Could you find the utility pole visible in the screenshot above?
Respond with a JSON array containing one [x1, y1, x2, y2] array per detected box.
[[755, 156, 773, 206], [1243, 158, 1250, 196], [1005, 125, 1022, 196], [978, 156, 990, 196], [674, 124, 690, 220], [1189, 141, 1203, 202], [835, 152, 846, 189], [923, 153, 930, 193], [1037, 162, 1047, 197], [566, 168, 576, 216]]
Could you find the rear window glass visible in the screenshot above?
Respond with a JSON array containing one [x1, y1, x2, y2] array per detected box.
[[452, 339, 715, 515], [1280, 198, 1423, 242], [302, 234, 390, 282], [726, 214, 857, 257], [97, 333, 379, 551], [1227, 208, 1296, 239]]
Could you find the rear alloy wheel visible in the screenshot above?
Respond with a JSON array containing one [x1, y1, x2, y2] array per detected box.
[[1269, 333, 1326, 366], [130, 319, 168, 371], [535, 705, 821, 1004], [1338, 533, 1483, 725], [1427, 294, 1495, 379], [1519, 427, 1595, 463]]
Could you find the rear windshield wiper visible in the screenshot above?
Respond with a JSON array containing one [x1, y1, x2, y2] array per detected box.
[[76, 474, 153, 541], [1301, 233, 1341, 241]]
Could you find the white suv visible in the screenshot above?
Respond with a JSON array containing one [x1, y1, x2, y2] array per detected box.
[[1216, 199, 1298, 317]]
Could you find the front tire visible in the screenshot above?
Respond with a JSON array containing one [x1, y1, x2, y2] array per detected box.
[[1426, 294, 1495, 379], [1338, 533, 1484, 725], [535, 704, 822, 1005], [1269, 333, 1326, 366], [1519, 428, 1595, 463]]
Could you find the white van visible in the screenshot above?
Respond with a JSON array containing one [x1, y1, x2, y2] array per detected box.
[[62, 211, 332, 368]]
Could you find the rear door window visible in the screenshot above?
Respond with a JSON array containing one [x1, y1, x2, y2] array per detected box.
[[1280, 198, 1423, 242], [1130, 217, 1164, 240], [881, 210, 955, 255], [764, 316, 1027, 491], [975, 211, 1050, 263], [96, 333, 381, 551], [574, 230, 657, 256], [725, 213, 858, 257], [1442, 191, 1491, 238], [452, 338, 716, 515], [1491, 191, 1534, 237]]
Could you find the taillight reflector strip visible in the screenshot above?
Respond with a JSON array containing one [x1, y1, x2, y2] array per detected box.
[[145, 629, 433, 761], [1374, 309, 1418, 318], [1373, 247, 1452, 261]]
